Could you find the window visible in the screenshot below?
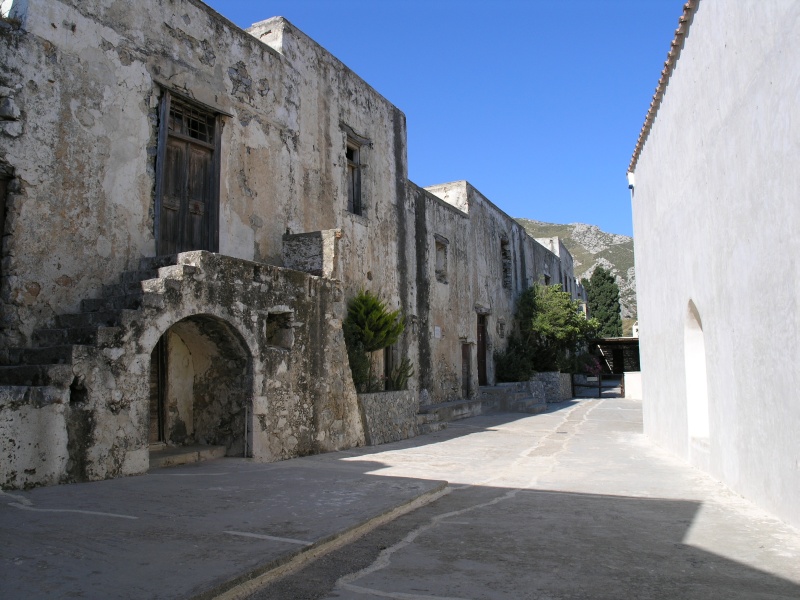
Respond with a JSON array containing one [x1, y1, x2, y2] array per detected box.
[[155, 91, 220, 255], [341, 123, 371, 218], [265, 312, 293, 349], [0, 173, 7, 281], [346, 140, 362, 215], [500, 239, 512, 289], [434, 234, 449, 284]]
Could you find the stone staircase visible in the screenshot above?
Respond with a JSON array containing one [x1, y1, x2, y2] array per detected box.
[[0, 254, 190, 394], [416, 411, 448, 435]]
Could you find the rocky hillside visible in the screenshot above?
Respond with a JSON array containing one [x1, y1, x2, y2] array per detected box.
[[516, 219, 637, 319]]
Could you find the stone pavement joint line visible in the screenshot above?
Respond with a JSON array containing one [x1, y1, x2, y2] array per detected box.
[[335, 401, 600, 600]]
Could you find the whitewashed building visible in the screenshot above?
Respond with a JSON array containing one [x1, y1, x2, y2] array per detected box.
[[628, 0, 800, 529]]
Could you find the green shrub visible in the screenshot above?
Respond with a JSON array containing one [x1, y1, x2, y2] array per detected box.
[[343, 290, 405, 392], [496, 284, 598, 381], [386, 357, 414, 391]]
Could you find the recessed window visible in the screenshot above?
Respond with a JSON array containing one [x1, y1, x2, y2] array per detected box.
[[434, 234, 449, 284], [0, 173, 7, 281], [265, 312, 293, 349], [346, 140, 362, 215], [501, 239, 512, 290]]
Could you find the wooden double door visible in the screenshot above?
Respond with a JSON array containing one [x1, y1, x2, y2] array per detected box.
[[157, 93, 219, 255]]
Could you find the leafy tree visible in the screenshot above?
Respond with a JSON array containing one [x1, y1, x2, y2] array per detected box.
[[582, 267, 622, 338], [495, 285, 598, 380], [343, 290, 405, 392]]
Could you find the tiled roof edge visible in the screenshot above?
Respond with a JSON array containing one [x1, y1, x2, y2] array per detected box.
[[628, 0, 700, 174]]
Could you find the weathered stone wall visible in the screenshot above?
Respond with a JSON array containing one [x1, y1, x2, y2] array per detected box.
[[1, 251, 365, 488], [357, 390, 418, 446], [0, 0, 579, 490], [0, 0, 304, 347], [419, 181, 565, 404], [536, 371, 572, 403], [282, 230, 341, 278]]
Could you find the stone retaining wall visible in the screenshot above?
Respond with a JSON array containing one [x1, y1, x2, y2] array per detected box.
[[535, 372, 573, 403], [358, 391, 418, 446]]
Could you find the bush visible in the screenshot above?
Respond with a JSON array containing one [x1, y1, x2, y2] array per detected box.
[[386, 357, 414, 391], [495, 284, 598, 381], [343, 290, 405, 392]]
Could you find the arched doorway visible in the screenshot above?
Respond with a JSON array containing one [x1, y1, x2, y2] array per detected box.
[[149, 315, 252, 464], [684, 300, 710, 441]]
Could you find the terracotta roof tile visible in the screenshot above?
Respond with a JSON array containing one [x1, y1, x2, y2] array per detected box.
[[628, 0, 700, 174]]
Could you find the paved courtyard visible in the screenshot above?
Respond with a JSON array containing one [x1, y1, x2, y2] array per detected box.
[[2, 397, 799, 599], [246, 398, 800, 600]]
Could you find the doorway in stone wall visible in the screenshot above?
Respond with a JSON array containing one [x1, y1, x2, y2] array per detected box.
[[477, 315, 488, 386], [148, 315, 252, 468], [461, 344, 471, 398]]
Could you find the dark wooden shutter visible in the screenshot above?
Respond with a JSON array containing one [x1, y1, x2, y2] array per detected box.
[[155, 92, 219, 255]]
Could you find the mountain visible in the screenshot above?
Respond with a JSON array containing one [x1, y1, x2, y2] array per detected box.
[[516, 219, 637, 320]]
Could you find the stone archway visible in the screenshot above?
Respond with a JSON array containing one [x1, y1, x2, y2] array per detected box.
[[149, 314, 253, 464]]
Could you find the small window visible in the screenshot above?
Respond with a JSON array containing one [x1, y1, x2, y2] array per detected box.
[[265, 312, 293, 349], [0, 174, 7, 281], [346, 140, 362, 215], [500, 239, 512, 290], [544, 274, 551, 286], [434, 234, 449, 284]]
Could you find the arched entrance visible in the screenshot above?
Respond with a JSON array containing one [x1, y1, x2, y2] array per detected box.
[[684, 300, 709, 441], [148, 314, 252, 465]]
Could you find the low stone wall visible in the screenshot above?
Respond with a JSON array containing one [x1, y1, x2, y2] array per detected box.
[[536, 372, 573, 402], [358, 391, 419, 446]]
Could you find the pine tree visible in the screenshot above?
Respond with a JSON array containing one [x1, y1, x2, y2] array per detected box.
[[343, 290, 405, 392], [583, 267, 622, 338]]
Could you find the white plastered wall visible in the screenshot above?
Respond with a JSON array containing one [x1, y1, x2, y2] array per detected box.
[[632, 1, 800, 528]]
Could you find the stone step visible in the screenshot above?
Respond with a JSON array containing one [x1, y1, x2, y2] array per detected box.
[[510, 398, 548, 415], [149, 444, 226, 469], [416, 412, 441, 425], [17, 345, 81, 365], [0, 364, 74, 387], [157, 264, 199, 280], [102, 281, 147, 298], [418, 421, 448, 435], [33, 326, 123, 347], [0, 384, 70, 408], [418, 398, 483, 423], [119, 269, 158, 285], [56, 310, 128, 329], [139, 254, 179, 271], [82, 294, 142, 312]]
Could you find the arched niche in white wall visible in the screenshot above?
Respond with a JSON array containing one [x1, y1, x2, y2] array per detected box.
[[684, 299, 710, 441]]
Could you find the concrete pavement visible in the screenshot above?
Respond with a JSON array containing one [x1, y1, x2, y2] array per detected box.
[[0, 447, 447, 599], [3, 397, 800, 599], [246, 398, 800, 600]]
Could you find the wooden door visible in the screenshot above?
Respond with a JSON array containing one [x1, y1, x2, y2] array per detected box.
[[156, 93, 218, 255], [461, 344, 471, 398], [149, 338, 166, 444], [477, 315, 487, 386]]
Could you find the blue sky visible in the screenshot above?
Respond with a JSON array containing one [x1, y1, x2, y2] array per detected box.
[[203, 0, 682, 237]]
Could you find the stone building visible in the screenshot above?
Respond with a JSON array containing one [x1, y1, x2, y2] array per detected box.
[[0, 0, 577, 488], [628, 0, 800, 529]]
